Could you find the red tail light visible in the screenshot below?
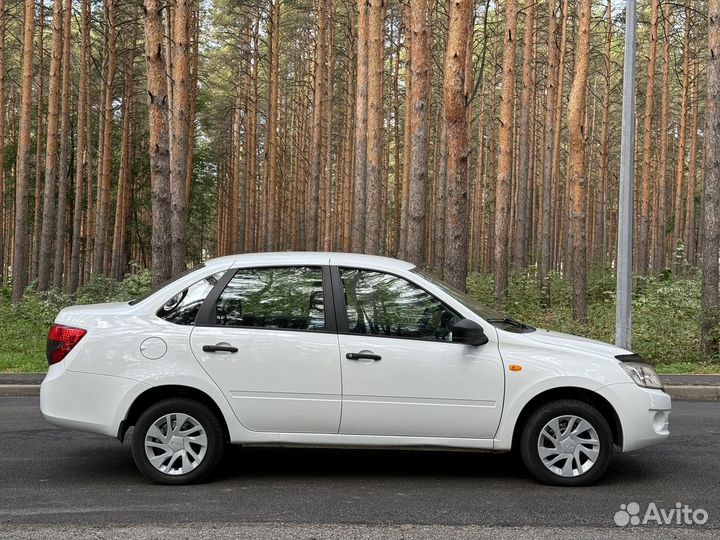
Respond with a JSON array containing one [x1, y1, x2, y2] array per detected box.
[[47, 324, 87, 365]]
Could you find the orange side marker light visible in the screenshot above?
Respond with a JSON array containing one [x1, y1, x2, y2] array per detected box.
[[509, 364, 523, 372]]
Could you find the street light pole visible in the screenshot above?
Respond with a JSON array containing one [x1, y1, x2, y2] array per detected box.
[[616, 0, 637, 350]]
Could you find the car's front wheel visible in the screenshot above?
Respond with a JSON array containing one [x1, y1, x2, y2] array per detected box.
[[519, 399, 613, 486], [131, 398, 225, 485]]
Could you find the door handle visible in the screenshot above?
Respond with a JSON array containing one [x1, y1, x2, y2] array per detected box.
[[346, 352, 381, 361], [202, 344, 239, 353]]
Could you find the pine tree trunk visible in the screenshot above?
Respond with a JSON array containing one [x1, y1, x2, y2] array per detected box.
[[265, 0, 281, 251], [364, 0, 385, 254], [143, 0, 172, 284], [93, 0, 118, 274], [52, 0, 72, 288], [654, 1, 671, 271], [405, 0, 431, 266], [308, 0, 327, 250], [31, 3, 45, 282], [442, 0, 472, 291], [673, 0, 692, 264], [596, 0, 611, 266], [494, 0, 518, 302], [637, 0, 659, 274], [37, 0, 65, 292], [69, 0, 91, 293], [0, 0, 5, 282], [684, 60, 700, 266], [513, 0, 534, 270], [11, 0, 35, 303], [567, 0, 591, 323], [351, 0, 369, 253], [170, 0, 192, 272], [701, 0, 720, 357]]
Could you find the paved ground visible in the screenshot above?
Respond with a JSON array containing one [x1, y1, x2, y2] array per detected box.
[[1, 396, 718, 538]]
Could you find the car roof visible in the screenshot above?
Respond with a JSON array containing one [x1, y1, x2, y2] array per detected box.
[[202, 251, 415, 273]]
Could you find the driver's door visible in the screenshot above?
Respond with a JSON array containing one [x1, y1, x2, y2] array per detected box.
[[334, 267, 504, 439]]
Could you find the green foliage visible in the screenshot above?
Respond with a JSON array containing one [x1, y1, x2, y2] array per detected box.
[[468, 268, 712, 370], [0, 270, 153, 373]]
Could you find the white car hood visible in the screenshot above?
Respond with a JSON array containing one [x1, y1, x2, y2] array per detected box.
[[524, 328, 630, 358]]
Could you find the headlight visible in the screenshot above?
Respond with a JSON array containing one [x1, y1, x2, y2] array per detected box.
[[617, 357, 663, 389]]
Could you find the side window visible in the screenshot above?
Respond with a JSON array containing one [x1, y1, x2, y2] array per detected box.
[[157, 271, 225, 325], [215, 266, 325, 331], [340, 268, 460, 341]]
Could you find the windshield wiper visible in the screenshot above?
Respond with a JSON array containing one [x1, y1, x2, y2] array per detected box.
[[487, 317, 534, 331]]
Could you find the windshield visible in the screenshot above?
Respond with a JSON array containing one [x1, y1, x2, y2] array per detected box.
[[412, 268, 535, 333], [129, 264, 207, 305]]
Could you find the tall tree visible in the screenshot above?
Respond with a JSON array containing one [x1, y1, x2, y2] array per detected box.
[[37, 0, 64, 292], [405, 0, 431, 266], [494, 0, 518, 301], [170, 0, 192, 272], [52, 0, 73, 288], [701, 0, 720, 357], [308, 0, 327, 250], [11, 0, 36, 303], [143, 0, 172, 284], [265, 0, 281, 251], [513, 0, 535, 269], [567, 0, 592, 322], [365, 0, 385, 254], [637, 0, 659, 274], [0, 0, 5, 281], [351, 0, 369, 253], [69, 0, 92, 293], [540, 0, 559, 304], [442, 0, 472, 291], [93, 0, 118, 274], [655, 1, 672, 271]]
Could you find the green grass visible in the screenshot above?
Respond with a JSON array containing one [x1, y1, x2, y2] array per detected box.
[[0, 266, 717, 374]]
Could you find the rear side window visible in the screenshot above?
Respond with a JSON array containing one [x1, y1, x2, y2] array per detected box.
[[215, 266, 325, 331], [157, 272, 225, 325]]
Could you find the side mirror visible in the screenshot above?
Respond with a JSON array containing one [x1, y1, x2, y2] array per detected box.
[[452, 319, 489, 346]]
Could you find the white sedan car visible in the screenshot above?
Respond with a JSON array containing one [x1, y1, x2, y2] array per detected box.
[[41, 252, 671, 486]]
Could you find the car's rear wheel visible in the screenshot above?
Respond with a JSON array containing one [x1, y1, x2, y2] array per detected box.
[[519, 399, 613, 486], [131, 398, 224, 485]]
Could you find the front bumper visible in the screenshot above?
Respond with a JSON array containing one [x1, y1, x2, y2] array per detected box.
[[597, 382, 671, 452], [40, 363, 150, 438]]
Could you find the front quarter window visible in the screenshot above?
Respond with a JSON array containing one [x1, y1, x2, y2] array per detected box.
[[157, 271, 225, 325]]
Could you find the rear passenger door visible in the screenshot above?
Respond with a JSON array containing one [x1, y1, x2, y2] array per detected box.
[[190, 266, 342, 434]]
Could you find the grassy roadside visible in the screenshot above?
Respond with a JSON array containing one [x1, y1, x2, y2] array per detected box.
[[1, 267, 718, 374]]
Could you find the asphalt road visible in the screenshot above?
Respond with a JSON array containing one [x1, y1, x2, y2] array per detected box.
[[1, 396, 718, 538]]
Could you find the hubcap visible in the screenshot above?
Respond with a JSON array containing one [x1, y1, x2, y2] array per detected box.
[[537, 415, 600, 478], [144, 413, 208, 476]]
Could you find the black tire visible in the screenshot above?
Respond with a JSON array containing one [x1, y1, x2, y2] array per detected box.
[[519, 399, 613, 487], [131, 397, 225, 485]]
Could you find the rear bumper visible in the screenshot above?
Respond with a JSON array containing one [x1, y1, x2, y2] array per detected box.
[[40, 363, 150, 438], [597, 382, 671, 452]]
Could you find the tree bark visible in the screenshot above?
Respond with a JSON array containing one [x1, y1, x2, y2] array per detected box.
[[637, 0, 659, 274], [494, 0, 518, 302], [513, 0, 535, 270], [69, 0, 92, 293], [539, 0, 559, 304], [143, 0, 172, 284], [701, 0, 720, 357], [11, 0, 35, 303], [351, 0, 369, 253], [442, 0, 472, 291], [308, 0, 327, 250], [567, 0, 591, 323], [52, 0, 73, 288], [265, 0, 281, 251], [170, 0, 192, 272], [37, 0, 65, 292], [405, 0, 431, 266]]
